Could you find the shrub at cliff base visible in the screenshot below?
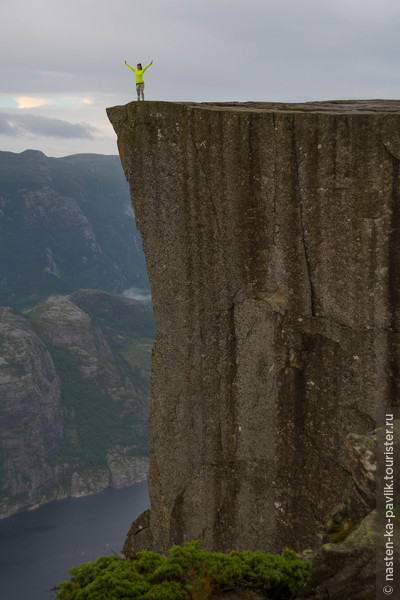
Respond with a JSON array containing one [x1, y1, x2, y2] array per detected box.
[[56, 540, 310, 599]]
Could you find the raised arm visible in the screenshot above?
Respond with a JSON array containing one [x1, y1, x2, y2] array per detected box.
[[124, 60, 136, 73], [142, 60, 153, 72]]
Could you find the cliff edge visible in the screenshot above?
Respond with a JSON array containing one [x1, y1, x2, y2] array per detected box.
[[107, 100, 400, 555]]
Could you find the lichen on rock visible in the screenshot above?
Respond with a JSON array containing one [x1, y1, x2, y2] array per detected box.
[[298, 423, 400, 600]]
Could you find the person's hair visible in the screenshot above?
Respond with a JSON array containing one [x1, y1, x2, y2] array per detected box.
[[137, 63, 142, 69]]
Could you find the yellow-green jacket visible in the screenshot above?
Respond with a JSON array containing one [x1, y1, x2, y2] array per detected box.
[[125, 62, 152, 84]]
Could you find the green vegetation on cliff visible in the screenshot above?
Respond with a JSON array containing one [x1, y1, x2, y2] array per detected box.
[[56, 540, 310, 599], [27, 290, 155, 471], [47, 342, 147, 469]]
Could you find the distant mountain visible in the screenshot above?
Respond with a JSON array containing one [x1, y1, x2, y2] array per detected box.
[[0, 289, 154, 518], [0, 150, 149, 309], [0, 150, 155, 517]]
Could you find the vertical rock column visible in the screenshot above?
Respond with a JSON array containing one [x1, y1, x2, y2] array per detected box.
[[107, 100, 400, 555]]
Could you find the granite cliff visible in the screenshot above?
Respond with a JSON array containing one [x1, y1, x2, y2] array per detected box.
[[107, 100, 400, 555]]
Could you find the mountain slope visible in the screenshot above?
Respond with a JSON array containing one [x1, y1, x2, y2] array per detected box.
[[0, 290, 154, 518], [0, 150, 148, 309]]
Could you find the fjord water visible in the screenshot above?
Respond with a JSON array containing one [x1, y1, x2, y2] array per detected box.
[[0, 482, 149, 600]]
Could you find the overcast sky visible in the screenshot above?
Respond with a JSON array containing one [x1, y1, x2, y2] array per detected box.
[[1, 0, 400, 157]]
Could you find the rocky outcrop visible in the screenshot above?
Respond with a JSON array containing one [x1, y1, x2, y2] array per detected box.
[[298, 420, 399, 599], [0, 290, 153, 518], [298, 430, 379, 599], [108, 100, 400, 555], [299, 510, 378, 600]]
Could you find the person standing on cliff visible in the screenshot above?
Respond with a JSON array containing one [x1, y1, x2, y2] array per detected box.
[[125, 60, 153, 101]]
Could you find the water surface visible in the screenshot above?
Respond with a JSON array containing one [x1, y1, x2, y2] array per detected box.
[[0, 482, 149, 600]]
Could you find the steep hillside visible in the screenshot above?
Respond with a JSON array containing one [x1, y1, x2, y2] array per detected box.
[[0, 290, 154, 518], [0, 150, 149, 309]]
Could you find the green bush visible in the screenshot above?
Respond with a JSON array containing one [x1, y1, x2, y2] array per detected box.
[[56, 540, 310, 599]]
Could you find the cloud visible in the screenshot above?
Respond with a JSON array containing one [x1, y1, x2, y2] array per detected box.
[[15, 96, 49, 109], [0, 111, 98, 139], [11, 95, 95, 109], [0, 112, 14, 135]]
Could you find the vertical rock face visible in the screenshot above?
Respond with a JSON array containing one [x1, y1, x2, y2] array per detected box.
[[107, 100, 400, 554]]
